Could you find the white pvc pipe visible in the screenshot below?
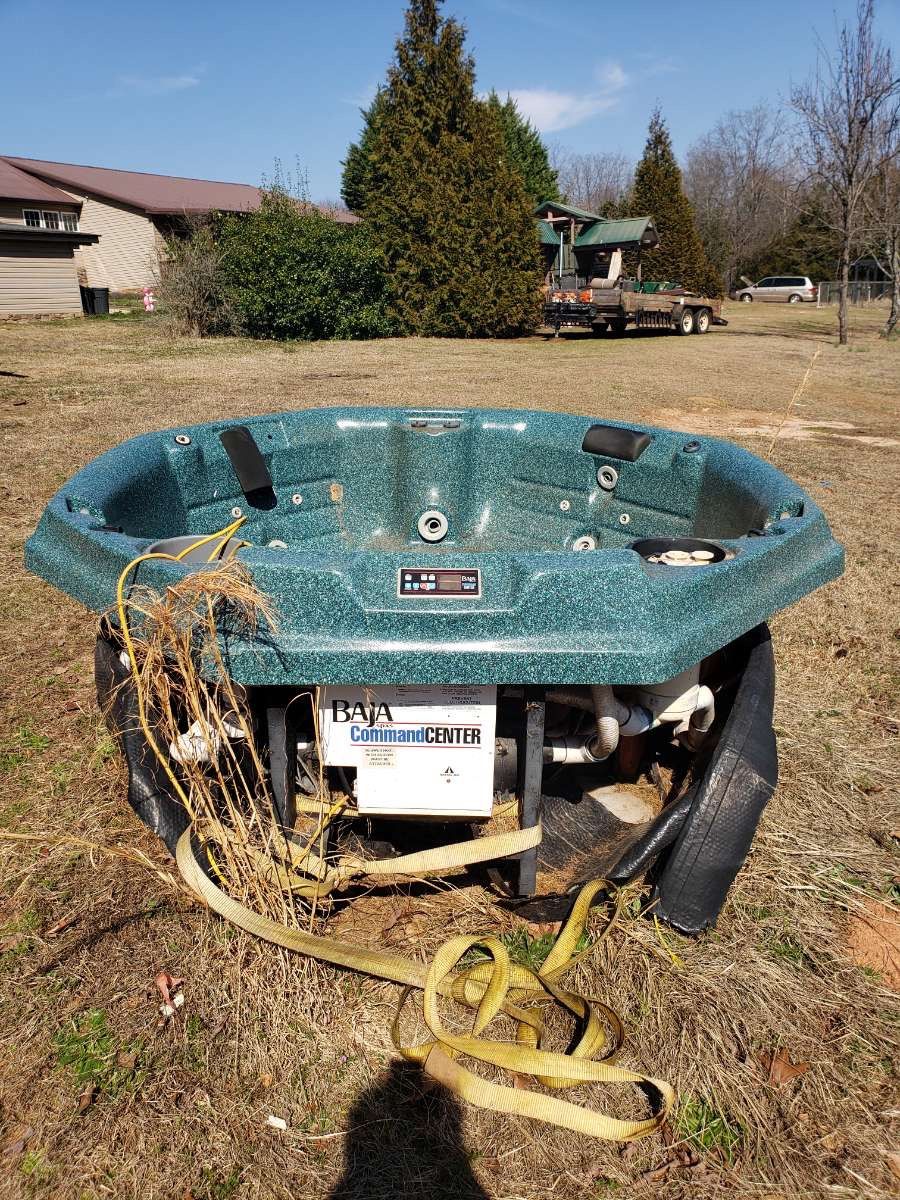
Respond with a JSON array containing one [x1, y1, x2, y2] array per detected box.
[[678, 685, 716, 750], [543, 736, 603, 765], [691, 685, 715, 734], [169, 714, 245, 764]]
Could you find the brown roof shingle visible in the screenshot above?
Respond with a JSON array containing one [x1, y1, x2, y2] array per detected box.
[[1, 157, 262, 215], [0, 158, 78, 205]]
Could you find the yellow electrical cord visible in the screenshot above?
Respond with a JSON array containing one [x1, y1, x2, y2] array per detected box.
[[114, 520, 675, 1141]]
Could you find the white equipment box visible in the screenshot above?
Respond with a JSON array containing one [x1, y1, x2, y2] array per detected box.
[[319, 685, 497, 817]]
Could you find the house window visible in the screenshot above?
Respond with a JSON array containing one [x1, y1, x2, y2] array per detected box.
[[21, 208, 78, 231]]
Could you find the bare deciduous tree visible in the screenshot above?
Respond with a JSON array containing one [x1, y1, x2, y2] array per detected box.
[[549, 146, 633, 213], [791, 0, 900, 343], [684, 105, 790, 288]]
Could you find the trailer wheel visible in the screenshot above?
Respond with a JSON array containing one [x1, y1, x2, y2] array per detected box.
[[675, 307, 695, 335], [693, 308, 710, 334], [590, 322, 607, 337], [609, 319, 626, 337]]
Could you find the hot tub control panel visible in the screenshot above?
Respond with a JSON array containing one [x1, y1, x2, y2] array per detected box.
[[398, 567, 481, 598]]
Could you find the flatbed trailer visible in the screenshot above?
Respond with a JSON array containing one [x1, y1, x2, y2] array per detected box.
[[544, 282, 728, 337]]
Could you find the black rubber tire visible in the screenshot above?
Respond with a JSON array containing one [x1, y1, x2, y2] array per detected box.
[[590, 322, 607, 337], [675, 307, 695, 335], [740, 293, 753, 302], [788, 293, 802, 304], [608, 319, 626, 337], [693, 308, 711, 334]]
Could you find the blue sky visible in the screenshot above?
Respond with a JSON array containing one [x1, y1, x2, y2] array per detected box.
[[3, 0, 898, 201]]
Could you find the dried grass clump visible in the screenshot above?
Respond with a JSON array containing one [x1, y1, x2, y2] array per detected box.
[[119, 561, 328, 929]]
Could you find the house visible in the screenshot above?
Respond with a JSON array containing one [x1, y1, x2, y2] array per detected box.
[[849, 256, 890, 284], [0, 159, 98, 317], [534, 200, 659, 285], [0, 156, 270, 294]]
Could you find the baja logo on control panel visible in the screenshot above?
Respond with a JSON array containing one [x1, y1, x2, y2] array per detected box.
[[331, 699, 394, 727]]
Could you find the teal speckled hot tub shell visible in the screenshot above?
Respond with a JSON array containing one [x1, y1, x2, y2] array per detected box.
[[25, 406, 844, 685]]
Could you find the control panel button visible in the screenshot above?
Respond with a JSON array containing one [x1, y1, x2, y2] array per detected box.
[[398, 567, 481, 598]]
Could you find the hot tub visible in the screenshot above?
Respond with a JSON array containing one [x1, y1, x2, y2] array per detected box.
[[25, 406, 844, 929]]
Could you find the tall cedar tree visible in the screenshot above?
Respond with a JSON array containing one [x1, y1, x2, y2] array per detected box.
[[340, 90, 386, 215], [630, 111, 723, 295], [363, 0, 542, 336], [485, 91, 559, 204], [342, 87, 558, 215]]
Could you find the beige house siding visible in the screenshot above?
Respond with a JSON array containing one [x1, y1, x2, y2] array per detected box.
[[61, 190, 160, 289], [0, 241, 83, 315], [0, 199, 80, 225]]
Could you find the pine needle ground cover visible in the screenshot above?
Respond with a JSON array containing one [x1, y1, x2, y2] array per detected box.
[[0, 305, 897, 1199]]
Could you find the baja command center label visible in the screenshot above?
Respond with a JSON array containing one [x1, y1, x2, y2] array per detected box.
[[319, 685, 497, 817]]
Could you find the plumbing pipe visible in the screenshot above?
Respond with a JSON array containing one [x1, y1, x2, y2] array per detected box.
[[679, 685, 715, 750], [619, 705, 653, 737], [616, 729, 647, 782], [546, 688, 596, 714], [543, 736, 604, 765], [546, 688, 651, 741], [591, 684, 626, 759], [170, 713, 245, 764]]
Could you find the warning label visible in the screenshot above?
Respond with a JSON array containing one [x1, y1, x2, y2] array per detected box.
[[362, 746, 395, 770], [319, 685, 497, 816]]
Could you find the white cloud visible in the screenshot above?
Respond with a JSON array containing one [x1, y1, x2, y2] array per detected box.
[[507, 60, 629, 133], [117, 73, 201, 95], [595, 61, 628, 90], [509, 89, 618, 133], [634, 53, 680, 76]]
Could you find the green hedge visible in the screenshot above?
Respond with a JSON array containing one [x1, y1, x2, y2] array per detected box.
[[217, 193, 394, 341]]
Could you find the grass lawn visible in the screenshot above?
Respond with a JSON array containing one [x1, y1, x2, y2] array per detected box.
[[0, 303, 897, 1200]]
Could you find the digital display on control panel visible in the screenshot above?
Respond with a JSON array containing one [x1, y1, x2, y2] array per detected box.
[[398, 567, 481, 597]]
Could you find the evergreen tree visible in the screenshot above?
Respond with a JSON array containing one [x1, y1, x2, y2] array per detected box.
[[485, 91, 559, 204], [340, 90, 386, 216], [739, 190, 839, 282], [630, 110, 722, 295], [362, 0, 542, 336]]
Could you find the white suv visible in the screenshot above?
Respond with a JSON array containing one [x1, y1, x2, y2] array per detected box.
[[734, 276, 817, 303]]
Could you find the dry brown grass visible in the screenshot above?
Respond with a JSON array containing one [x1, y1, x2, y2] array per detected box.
[[0, 304, 898, 1200]]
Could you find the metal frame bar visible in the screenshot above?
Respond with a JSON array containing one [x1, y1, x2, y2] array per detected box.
[[516, 688, 545, 896], [266, 703, 297, 832]]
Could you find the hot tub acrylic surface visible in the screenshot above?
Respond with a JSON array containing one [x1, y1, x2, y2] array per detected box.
[[25, 406, 844, 685]]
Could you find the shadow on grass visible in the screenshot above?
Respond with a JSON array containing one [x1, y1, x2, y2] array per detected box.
[[329, 1061, 488, 1200]]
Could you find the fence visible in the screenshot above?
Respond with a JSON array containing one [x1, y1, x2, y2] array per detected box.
[[816, 280, 892, 305]]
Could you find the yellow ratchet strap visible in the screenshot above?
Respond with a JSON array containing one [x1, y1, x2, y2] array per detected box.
[[176, 831, 674, 1141]]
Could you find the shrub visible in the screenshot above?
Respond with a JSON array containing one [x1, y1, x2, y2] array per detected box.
[[217, 193, 394, 341], [156, 217, 234, 337]]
